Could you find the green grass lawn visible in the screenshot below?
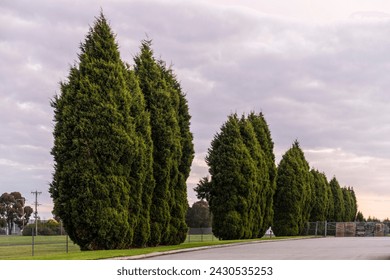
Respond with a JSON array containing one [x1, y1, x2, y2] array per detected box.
[[0, 234, 305, 260], [0, 235, 80, 259]]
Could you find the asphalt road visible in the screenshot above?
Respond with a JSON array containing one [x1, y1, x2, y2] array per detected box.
[[145, 237, 390, 260]]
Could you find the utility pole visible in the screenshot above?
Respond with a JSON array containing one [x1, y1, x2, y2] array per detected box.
[[31, 190, 41, 236]]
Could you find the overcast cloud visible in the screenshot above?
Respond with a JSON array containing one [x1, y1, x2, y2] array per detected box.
[[1, 0, 390, 219]]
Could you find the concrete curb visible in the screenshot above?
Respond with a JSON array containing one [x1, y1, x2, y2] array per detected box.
[[109, 236, 320, 260]]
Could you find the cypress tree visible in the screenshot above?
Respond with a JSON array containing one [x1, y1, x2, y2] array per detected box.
[[345, 187, 358, 221], [326, 180, 334, 221], [309, 169, 329, 222], [247, 112, 277, 236], [200, 112, 275, 239], [350, 187, 358, 221], [124, 68, 155, 247], [50, 13, 137, 250], [158, 61, 194, 244], [273, 141, 312, 236], [329, 177, 345, 222], [238, 114, 268, 238], [342, 187, 351, 222], [356, 211, 364, 222], [134, 40, 192, 245], [134, 41, 171, 246], [206, 114, 257, 239]]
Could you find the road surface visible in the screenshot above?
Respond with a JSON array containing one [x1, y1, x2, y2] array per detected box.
[[145, 237, 390, 260]]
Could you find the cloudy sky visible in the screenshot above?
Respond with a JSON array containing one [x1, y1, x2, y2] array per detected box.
[[2, 0, 390, 220]]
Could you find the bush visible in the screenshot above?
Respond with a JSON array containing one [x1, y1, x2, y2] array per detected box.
[[22, 220, 63, 236]]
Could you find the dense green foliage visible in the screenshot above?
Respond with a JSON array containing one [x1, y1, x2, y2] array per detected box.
[[204, 113, 274, 240], [307, 175, 358, 223], [273, 141, 313, 236], [124, 69, 155, 247], [309, 170, 330, 222], [342, 187, 352, 221], [329, 177, 346, 222], [159, 61, 195, 245], [356, 211, 365, 222], [134, 40, 194, 246], [51, 14, 193, 249], [22, 219, 62, 236], [349, 187, 358, 220], [237, 114, 268, 238], [194, 176, 212, 202], [186, 200, 212, 228], [247, 112, 277, 236], [50, 14, 138, 250], [206, 114, 254, 239], [201, 110, 362, 238]]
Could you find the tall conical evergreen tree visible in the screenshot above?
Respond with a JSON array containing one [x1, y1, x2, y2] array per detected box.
[[238, 114, 268, 238], [309, 169, 329, 222], [273, 141, 312, 236], [207, 114, 258, 239], [158, 61, 194, 244], [50, 13, 138, 250], [134, 41, 172, 246], [326, 180, 335, 221], [342, 187, 352, 222], [134, 40, 193, 245], [350, 187, 358, 221], [199, 112, 275, 239], [329, 177, 345, 222], [247, 112, 277, 236], [208, 115, 245, 239], [124, 68, 155, 247]]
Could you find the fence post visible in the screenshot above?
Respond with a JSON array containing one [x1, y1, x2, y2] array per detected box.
[[315, 221, 318, 236], [324, 221, 327, 237], [66, 234, 69, 253]]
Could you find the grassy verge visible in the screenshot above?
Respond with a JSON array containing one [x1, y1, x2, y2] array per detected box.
[[0, 235, 310, 260], [0, 235, 80, 259]]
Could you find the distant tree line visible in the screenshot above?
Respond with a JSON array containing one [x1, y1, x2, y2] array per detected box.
[[196, 113, 360, 239], [50, 13, 193, 250], [186, 200, 212, 228], [22, 219, 63, 236]]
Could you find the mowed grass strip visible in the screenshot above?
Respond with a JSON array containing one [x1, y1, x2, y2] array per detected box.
[[0, 235, 310, 260], [0, 235, 80, 259]]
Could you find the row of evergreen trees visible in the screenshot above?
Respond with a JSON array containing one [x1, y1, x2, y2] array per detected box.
[[273, 142, 357, 236], [197, 114, 358, 239], [195, 113, 276, 239], [50, 13, 194, 250]]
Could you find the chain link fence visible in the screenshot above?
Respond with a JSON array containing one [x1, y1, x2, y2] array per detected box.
[[304, 221, 390, 237], [186, 227, 215, 242], [0, 219, 65, 236], [0, 234, 78, 259]]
